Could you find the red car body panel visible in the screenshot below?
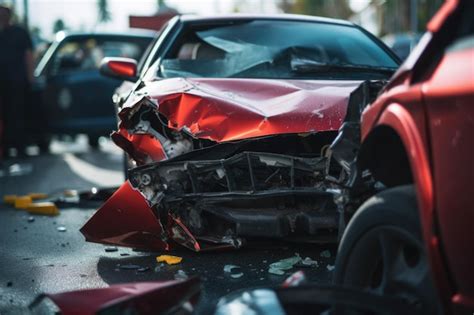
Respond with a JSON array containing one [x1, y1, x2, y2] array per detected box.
[[80, 181, 169, 251], [427, 0, 458, 32], [31, 278, 200, 315], [119, 78, 361, 143], [360, 0, 474, 312], [423, 47, 474, 312], [111, 128, 167, 165]]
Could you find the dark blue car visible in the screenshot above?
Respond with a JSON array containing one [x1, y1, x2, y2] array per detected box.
[[32, 31, 154, 148]]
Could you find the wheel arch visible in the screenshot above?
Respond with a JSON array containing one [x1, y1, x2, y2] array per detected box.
[[358, 125, 413, 188], [358, 103, 433, 224], [357, 103, 454, 310]]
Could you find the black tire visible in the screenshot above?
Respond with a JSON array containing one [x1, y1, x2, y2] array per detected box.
[[334, 185, 441, 314]]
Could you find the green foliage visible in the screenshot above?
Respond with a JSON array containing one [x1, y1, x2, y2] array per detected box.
[[282, 0, 353, 19]]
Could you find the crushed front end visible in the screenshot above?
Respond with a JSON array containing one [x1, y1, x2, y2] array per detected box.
[[81, 78, 385, 251]]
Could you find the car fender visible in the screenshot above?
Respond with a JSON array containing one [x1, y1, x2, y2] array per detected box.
[[365, 102, 454, 310]]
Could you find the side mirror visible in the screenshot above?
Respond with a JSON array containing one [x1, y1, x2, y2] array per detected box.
[[100, 57, 138, 82]]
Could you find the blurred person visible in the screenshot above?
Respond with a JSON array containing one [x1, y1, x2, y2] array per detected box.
[[0, 4, 34, 158]]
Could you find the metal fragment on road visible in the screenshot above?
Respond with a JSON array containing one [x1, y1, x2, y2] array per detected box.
[[57, 226, 67, 232], [320, 250, 331, 258], [105, 247, 118, 252]]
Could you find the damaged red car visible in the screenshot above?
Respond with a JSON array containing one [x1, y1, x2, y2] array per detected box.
[[332, 0, 474, 314], [81, 15, 400, 252]]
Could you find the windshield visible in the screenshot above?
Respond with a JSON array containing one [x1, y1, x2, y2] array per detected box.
[[157, 20, 399, 80]]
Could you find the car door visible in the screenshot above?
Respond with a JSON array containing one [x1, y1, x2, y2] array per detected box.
[[421, 4, 474, 310]]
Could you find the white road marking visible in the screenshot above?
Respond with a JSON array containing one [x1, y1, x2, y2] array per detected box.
[[63, 153, 124, 187]]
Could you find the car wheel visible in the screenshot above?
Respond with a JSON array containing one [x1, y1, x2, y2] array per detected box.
[[88, 135, 100, 149], [334, 185, 441, 314]]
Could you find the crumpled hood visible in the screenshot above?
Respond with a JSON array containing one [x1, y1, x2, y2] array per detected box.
[[121, 77, 363, 142]]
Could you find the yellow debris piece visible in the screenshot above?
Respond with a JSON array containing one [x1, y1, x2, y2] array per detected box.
[[14, 196, 33, 209], [156, 255, 183, 265], [28, 193, 48, 200], [26, 202, 59, 216], [3, 195, 17, 205]]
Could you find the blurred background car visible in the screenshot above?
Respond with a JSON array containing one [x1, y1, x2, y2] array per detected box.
[[30, 31, 155, 150], [382, 32, 423, 60]]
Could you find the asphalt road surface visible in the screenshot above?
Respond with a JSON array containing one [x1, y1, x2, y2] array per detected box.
[[0, 137, 336, 314]]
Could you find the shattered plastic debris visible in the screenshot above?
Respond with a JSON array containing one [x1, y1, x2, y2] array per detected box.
[[28, 193, 48, 200], [282, 271, 307, 287], [326, 264, 335, 271], [174, 270, 188, 280], [105, 247, 118, 252], [269, 254, 302, 270], [27, 202, 59, 216], [57, 226, 67, 232], [63, 190, 78, 198], [299, 257, 319, 267], [14, 196, 32, 209], [156, 255, 182, 265], [3, 195, 16, 205], [268, 268, 285, 275], [320, 250, 331, 258], [268, 254, 302, 275], [59, 189, 80, 204], [223, 265, 244, 279]]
